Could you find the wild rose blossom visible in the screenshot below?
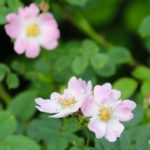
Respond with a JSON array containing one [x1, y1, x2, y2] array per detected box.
[[81, 83, 136, 142], [35, 76, 92, 118], [5, 3, 60, 58]]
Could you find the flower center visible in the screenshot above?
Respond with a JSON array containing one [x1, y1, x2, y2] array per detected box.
[[58, 97, 76, 108], [26, 23, 40, 37], [99, 107, 111, 122]]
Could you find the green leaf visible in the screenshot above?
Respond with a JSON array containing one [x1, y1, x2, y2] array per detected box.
[[34, 59, 49, 75], [0, 0, 23, 24], [139, 15, 150, 37], [28, 115, 83, 150], [47, 133, 83, 150], [120, 131, 131, 150], [95, 62, 116, 77], [27, 115, 61, 141], [136, 124, 150, 150], [64, 118, 81, 133], [6, 73, 19, 89], [8, 90, 37, 121], [0, 104, 3, 111], [82, 39, 99, 58], [66, 0, 90, 7], [0, 64, 9, 82], [7, 0, 23, 11], [72, 56, 88, 75], [47, 137, 69, 150], [108, 46, 132, 64], [95, 138, 117, 150], [143, 39, 150, 54], [0, 0, 5, 6], [0, 8, 9, 24], [11, 61, 26, 74], [124, 105, 144, 128], [54, 56, 71, 72], [141, 80, 150, 95], [90, 53, 108, 69], [0, 135, 40, 150], [132, 66, 150, 81], [113, 77, 138, 99], [124, 126, 143, 148], [0, 67, 6, 82], [0, 111, 17, 140], [125, 1, 150, 31]]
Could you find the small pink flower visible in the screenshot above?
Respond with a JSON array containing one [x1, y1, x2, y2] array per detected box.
[[81, 83, 136, 142], [5, 3, 60, 58], [35, 76, 92, 118]]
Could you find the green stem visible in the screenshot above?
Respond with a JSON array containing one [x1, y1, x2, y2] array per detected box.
[[61, 117, 66, 132], [53, 4, 113, 49], [0, 84, 11, 105], [71, 11, 113, 49], [86, 129, 90, 148]]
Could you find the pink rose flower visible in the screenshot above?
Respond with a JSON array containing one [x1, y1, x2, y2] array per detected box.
[[81, 83, 136, 142], [35, 76, 92, 118], [5, 3, 60, 58]]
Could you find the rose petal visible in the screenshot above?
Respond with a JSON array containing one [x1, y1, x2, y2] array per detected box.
[[114, 100, 136, 122], [81, 99, 99, 117], [105, 120, 124, 142], [18, 3, 40, 18], [5, 13, 21, 38], [35, 98, 61, 113], [88, 116, 106, 139], [94, 84, 112, 105], [14, 38, 26, 54], [25, 42, 40, 58]]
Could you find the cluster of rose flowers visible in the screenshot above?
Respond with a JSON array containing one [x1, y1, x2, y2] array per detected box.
[[35, 76, 136, 142], [4, 3, 136, 142]]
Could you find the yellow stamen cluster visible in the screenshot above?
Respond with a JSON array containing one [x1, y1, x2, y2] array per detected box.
[[58, 97, 76, 108], [26, 23, 40, 37], [99, 107, 111, 122]]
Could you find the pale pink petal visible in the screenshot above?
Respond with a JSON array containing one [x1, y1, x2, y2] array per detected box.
[[103, 83, 112, 89], [122, 100, 136, 110], [5, 13, 21, 38], [68, 77, 86, 94], [50, 103, 80, 118], [112, 89, 121, 100], [35, 98, 61, 113], [25, 42, 40, 58], [41, 26, 60, 40], [88, 117, 106, 138], [41, 40, 58, 50], [6, 13, 18, 22], [14, 38, 26, 54], [81, 99, 99, 117], [87, 81, 92, 94], [50, 92, 60, 102], [39, 13, 58, 27], [105, 120, 124, 142], [114, 100, 136, 122], [40, 25, 60, 50], [49, 109, 72, 118], [94, 84, 112, 105], [18, 3, 39, 18], [94, 83, 120, 105]]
